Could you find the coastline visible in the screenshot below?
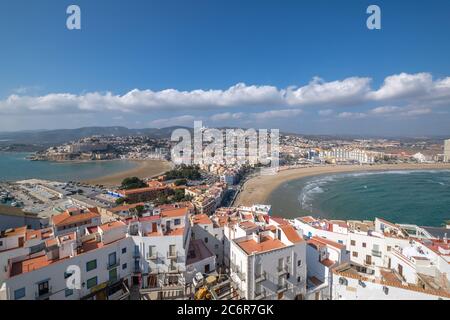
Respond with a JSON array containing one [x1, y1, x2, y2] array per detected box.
[[82, 159, 173, 186], [234, 163, 450, 206]]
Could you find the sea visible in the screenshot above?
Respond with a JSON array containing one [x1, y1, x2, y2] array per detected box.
[[0, 152, 138, 182], [268, 170, 450, 227]]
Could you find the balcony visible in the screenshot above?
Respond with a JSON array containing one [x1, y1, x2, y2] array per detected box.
[[255, 271, 266, 283], [276, 283, 288, 293], [107, 259, 120, 270], [277, 265, 288, 276], [230, 262, 246, 281], [254, 290, 266, 300], [168, 265, 180, 273], [372, 250, 382, 257], [167, 250, 178, 260], [147, 252, 158, 260]]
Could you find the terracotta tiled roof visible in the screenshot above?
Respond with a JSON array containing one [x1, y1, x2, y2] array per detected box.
[[280, 225, 303, 243]]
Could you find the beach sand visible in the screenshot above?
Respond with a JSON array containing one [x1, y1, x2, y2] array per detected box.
[[83, 159, 173, 187], [234, 163, 450, 206]]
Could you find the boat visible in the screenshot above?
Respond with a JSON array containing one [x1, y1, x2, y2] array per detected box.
[[10, 201, 19, 207]]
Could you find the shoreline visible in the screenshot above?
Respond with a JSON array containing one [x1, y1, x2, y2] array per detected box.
[[234, 163, 450, 207], [82, 159, 173, 187]]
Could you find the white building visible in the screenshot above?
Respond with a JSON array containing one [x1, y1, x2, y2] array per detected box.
[[444, 139, 450, 162], [229, 221, 307, 300], [0, 204, 215, 300]]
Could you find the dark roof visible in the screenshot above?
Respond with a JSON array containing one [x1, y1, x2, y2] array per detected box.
[[422, 226, 449, 240]]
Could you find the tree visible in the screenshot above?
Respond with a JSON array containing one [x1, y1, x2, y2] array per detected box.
[[174, 178, 187, 186], [120, 177, 147, 190], [115, 198, 126, 205]]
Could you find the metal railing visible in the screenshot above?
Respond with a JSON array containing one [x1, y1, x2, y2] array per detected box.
[[276, 283, 288, 293], [147, 252, 158, 260], [167, 250, 178, 259], [372, 250, 382, 257]]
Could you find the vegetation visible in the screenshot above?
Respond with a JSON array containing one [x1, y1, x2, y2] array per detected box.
[[164, 165, 201, 180], [174, 178, 188, 186], [153, 189, 192, 205], [115, 198, 127, 205], [120, 177, 147, 190]]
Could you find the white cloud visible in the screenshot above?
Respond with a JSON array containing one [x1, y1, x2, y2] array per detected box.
[[286, 76, 371, 106], [149, 115, 196, 128], [368, 73, 433, 101], [1, 73, 449, 118], [337, 112, 367, 119], [369, 106, 401, 114], [251, 109, 303, 120], [210, 112, 244, 122]]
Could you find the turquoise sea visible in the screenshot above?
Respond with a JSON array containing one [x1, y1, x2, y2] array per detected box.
[[0, 152, 138, 182], [268, 170, 450, 227]]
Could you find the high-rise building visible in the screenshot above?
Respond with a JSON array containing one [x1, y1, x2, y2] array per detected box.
[[445, 139, 450, 162]]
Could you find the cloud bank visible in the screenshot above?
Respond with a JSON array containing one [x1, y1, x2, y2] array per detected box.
[[1, 73, 449, 119]]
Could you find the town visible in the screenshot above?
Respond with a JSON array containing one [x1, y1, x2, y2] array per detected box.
[[0, 145, 449, 299]]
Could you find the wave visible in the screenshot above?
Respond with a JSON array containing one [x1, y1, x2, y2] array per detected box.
[[296, 169, 450, 211]]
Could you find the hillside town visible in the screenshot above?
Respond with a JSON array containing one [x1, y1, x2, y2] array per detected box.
[[0, 155, 449, 300]]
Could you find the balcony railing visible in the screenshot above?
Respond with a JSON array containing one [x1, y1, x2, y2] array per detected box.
[[254, 290, 266, 300], [372, 250, 382, 257], [276, 283, 288, 293], [255, 271, 266, 283], [147, 252, 158, 260], [167, 250, 178, 259], [230, 262, 246, 281], [277, 265, 288, 275]]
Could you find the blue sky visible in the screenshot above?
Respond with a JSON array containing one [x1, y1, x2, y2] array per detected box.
[[0, 0, 450, 136]]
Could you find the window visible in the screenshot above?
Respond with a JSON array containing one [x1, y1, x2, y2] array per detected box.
[[387, 246, 391, 252], [350, 240, 356, 246], [122, 247, 127, 254], [86, 260, 97, 272], [86, 277, 98, 289], [174, 219, 181, 225], [297, 260, 302, 267], [204, 237, 208, 243], [338, 240, 343, 244], [297, 276, 302, 283], [0, 240, 3, 246], [64, 271, 73, 279], [214, 244, 219, 250], [352, 251, 358, 257], [65, 288, 73, 297], [14, 287, 25, 300], [122, 263, 127, 270], [108, 252, 117, 267], [362, 242, 366, 248]]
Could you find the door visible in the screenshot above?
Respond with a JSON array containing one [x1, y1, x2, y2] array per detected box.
[[152, 223, 157, 233], [398, 264, 403, 277], [205, 264, 210, 273], [365, 255, 372, 265], [166, 220, 171, 230]]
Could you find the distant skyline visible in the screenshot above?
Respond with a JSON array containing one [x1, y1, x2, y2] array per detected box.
[[1, 0, 450, 135]]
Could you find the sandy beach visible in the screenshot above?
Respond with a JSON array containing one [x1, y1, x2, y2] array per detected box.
[[234, 163, 450, 206], [83, 159, 173, 187]]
